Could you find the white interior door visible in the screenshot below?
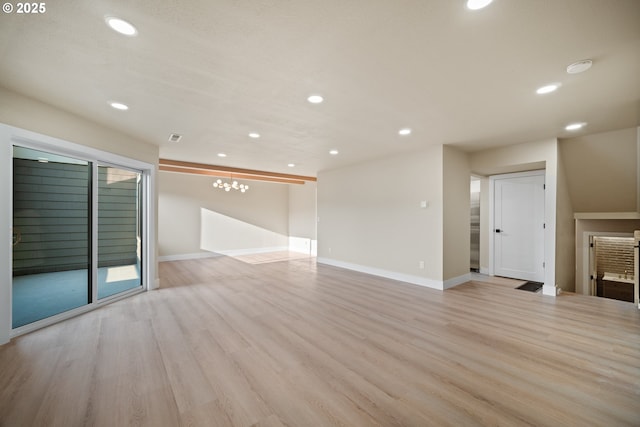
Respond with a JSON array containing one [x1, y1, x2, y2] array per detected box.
[[493, 171, 545, 282]]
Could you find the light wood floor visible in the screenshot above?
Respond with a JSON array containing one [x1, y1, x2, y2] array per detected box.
[[1, 256, 639, 426]]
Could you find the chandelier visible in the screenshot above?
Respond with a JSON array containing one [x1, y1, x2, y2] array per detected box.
[[212, 175, 249, 193]]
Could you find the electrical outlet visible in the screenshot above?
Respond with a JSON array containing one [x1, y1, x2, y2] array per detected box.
[[419, 261, 425, 269]]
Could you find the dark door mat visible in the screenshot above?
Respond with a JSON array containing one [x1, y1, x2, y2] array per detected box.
[[516, 281, 543, 292]]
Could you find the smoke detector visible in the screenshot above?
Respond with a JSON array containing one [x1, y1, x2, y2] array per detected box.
[[566, 59, 592, 74], [168, 133, 182, 143]]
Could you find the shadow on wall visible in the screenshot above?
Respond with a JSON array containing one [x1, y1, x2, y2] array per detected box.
[[200, 208, 289, 254]]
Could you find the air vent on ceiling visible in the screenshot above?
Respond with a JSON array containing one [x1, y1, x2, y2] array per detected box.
[[168, 133, 182, 143]]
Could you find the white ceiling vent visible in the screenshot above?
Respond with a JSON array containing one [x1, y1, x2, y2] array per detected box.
[[168, 133, 182, 143]]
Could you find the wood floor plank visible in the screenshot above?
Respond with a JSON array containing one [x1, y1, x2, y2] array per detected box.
[[186, 328, 273, 426], [1, 256, 639, 426], [151, 296, 218, 414]]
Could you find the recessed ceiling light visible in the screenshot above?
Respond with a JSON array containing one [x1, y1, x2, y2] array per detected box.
[[248, 132, 260, 139], [566, 59, 592, 74], [217, 153, 227, 157], [536, 83, 561, 95], [466, 0, 493, 10], [329, 149, 339, 155], [109, 101, 129, 111], [307, 95, 324, 104], [288, 163, 295, 168], [565, 122, 586, 131], [105, 17, 138, 36], [398, 128, 412, 136]]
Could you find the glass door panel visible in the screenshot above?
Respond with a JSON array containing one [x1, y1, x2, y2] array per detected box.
[[12, 147, 91, 328], [97, 165, 142, 299]]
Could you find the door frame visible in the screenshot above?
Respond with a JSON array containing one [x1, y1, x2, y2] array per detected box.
[[489, 170, 546, 281]]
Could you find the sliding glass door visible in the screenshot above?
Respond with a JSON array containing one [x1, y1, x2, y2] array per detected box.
[[12, 147, 146, 330], [97, 165, 143, 299], [12, 147, 92, 328]]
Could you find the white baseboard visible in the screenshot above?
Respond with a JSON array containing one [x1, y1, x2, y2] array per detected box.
[[443, 273, 472, 289], [470, 272, 494, 282], [217, 246, 289, 256], [317, 257, 445, 290], [480, 267, 490, 275], [158, 252, 222, 262], [289, 237, 318, 256], [542, 284, 559, 296]]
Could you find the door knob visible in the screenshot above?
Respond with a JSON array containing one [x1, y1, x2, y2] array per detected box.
[[12, 228, 21, 247], [495, 229, 502, 233]]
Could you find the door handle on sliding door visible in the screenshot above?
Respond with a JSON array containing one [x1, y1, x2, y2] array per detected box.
[[12, 227, 21, 247], [495, 229, 502, 233]]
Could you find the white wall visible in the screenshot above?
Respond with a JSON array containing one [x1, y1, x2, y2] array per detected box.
[[555, 145, 576, 292], [158, 171, 291, 259], [0, 87, 159, 345], [288, 182, 317, 255], [559, 127, 637, 213], [479, 177, 491, 274], [443, 146, 471, 283], [317, 146, 446, 288]]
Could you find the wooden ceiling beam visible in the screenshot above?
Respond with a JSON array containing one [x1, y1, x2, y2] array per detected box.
[[159, 158, 316, 184], [160, 159, 316, 182]]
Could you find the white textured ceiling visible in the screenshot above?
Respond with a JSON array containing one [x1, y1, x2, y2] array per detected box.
[[1, 0, 639, 176]]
